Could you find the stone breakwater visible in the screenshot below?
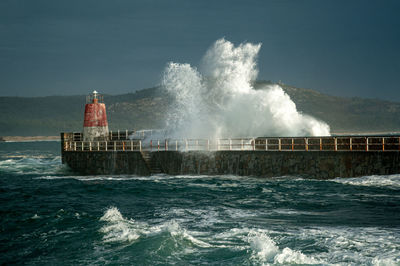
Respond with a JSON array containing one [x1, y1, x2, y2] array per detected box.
[[62, 150, 400, 179]]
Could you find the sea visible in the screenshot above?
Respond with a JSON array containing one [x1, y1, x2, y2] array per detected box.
[[0, 141, 399, 265]]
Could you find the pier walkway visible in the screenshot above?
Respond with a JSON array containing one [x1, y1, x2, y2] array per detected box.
[[61, 131, 400, 153]]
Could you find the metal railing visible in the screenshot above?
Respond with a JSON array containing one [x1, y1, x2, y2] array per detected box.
[[61, 135, 400, 152], [62, 130, 164, 142]]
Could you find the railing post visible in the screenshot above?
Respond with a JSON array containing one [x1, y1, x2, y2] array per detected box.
[[252, 139, 255, 151], [139, 140, 142, 152], [157, 140, 160, 151], [305, 138, 308, 151], [74, 142, 76, 151], [334, 138, 337, 151], [319, 138, 322, 151], [97, 142, 100, 151], [118, 130, 120, 140], [105, 141, 107, 151], [176, 140, 178, 151], [114, 141, 116, 151], [82, 142, 84, 151], [126, 129, 128, 139], [185, 139, 188, 151], [278, 138, 281, 151], [165, 140, 168, 151], [350, 137, 352, 151], [291, 138, 294, 151], [382, 137, 385, 151], [366, 137, 369, 151], [265, 138, 268, 151], [131, 141, 133, 151]]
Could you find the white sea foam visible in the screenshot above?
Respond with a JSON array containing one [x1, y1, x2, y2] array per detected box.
[[372, 257, 400, 266], [210, 227, 322, 264], [165, 220, 212, 248], [99, 207, 212, 248], [99, 207, 143, 243], [36, 175, 148, 181], [37, 174, 228, 182], [31, 214, 40, 219], [162, 38, 330, 139], [295, 226, 400, 265], [333, 174, 400, 189], [98, 205, 399, 265], [247, 229, 321, 265], [248, 230, 279, 262], [274, 247, 321, 264]]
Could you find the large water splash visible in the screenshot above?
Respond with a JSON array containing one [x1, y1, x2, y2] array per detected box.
[[162, 38, 330, 138]]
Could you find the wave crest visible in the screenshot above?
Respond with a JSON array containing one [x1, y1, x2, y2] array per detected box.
[[247, 230, 321, 264]]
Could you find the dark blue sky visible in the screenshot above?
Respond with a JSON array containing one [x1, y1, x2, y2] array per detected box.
[[0, 0, 399, 100]]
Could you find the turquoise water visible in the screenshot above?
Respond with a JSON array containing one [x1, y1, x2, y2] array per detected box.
[[0, 141, 399, 265]]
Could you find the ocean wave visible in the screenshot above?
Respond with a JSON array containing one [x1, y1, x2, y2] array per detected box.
[[333, 174, 400, 189], [37, 174, 251, 183], [209, 225, 400, 265], [247, 229, 321, 265], [210, 228, 322, 264], [36, 174, 214, 183], [36, 175, 145, 181], [295, 226, 400, 265], [99, 207, 211, 249], [99, 207, 143, 243], [0, 156, 64, 175]]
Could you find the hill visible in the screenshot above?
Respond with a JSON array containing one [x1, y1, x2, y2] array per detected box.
[[1, 82, 400, 136]]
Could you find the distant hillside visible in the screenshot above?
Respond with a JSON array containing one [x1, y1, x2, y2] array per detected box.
[[1, 82, 400, 136]]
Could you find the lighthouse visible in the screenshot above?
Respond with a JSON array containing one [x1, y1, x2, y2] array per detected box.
[[83, 90, 109, 141]]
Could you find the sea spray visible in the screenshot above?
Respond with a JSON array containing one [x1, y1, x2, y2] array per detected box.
[[162, 38, 330, 138]]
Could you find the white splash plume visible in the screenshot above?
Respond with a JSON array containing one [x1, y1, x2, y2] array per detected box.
[[162, 38, 330, 138]]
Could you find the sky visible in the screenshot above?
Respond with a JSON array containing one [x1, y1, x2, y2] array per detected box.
[[0, 0, 399, 101]]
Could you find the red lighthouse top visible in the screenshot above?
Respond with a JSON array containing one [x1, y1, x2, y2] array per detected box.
[[83, 90, 108, 128]]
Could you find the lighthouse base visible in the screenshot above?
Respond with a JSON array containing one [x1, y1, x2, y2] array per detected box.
[[83, 126, 109, 141]]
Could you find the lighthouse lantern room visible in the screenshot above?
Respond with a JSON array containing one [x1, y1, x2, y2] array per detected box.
[[83, 90, 109, 141]]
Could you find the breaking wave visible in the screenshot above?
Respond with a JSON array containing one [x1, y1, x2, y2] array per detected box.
[[99, 207, 142, 242], [333, 174, 400, 189], [162, 38, 330, 139], [246, 229, 321, 265], [99, 207, 211, 248], [0, 156, 64, 175], [296, 227, 400, 266]]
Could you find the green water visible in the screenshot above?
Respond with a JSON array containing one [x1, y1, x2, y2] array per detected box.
[[0, 141, 399, 265]]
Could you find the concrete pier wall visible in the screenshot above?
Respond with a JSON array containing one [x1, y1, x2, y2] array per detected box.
[[62, 150, 400, 178], [62, 151, 150, 175]]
